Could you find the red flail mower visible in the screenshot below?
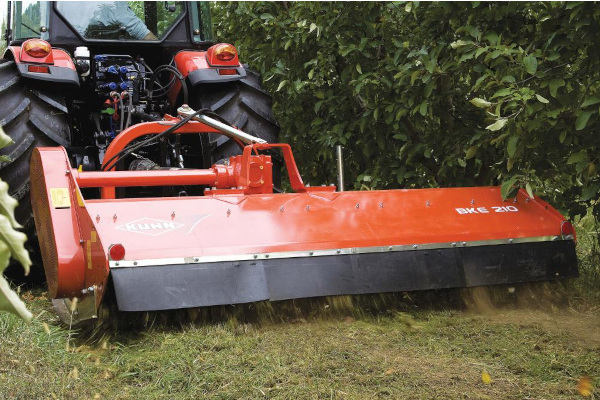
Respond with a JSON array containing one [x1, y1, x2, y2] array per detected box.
[[31, 106, 578, 324]]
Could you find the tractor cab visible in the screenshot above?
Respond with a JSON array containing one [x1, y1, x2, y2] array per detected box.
[[5, 1, 213, 51]]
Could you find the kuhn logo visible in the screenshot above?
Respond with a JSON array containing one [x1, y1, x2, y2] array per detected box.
[[115, 218, 184, 236]]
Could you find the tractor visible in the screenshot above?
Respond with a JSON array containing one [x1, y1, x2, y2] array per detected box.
[[0, 2, 578, 325], [1, 1, 278, 232]]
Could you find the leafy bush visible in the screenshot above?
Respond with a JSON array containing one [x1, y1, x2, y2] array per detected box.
[[213, 1, 599, 220]]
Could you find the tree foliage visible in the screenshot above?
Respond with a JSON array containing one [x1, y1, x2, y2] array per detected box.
[[213, 1, 599, 219]]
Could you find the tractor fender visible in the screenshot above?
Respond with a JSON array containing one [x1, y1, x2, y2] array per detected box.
[[5, 46, 79, 86], [174, 49, 246, 86]]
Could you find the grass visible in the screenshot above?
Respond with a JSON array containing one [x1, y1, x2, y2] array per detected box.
[[0, 286, 598, 399], [1, 221, 599, 399]]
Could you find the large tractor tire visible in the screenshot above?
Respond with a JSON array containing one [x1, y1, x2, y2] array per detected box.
[[191, 67, 280, 172], [0, 59, 71, 231]]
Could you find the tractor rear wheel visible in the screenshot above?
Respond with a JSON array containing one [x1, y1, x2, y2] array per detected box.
[[190, 67, 281, 183], [0, 59, 71, 231]]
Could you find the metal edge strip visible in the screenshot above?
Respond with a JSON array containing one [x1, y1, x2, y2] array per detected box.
[[110, 235, 572, 268]]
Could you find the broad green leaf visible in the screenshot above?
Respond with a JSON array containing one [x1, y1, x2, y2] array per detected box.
[[525, 183, 534, 198], [356, 64, 362, 74], [459, 50, 476, 63], [276, 80, 288, 92], [1, 277, 33, 322], [419, 101, 427, 116], [475, 47, 487, 59], [314, 101, 323, 113], [491, 88, 512, 99], [424, 80, 434, 98], [470, 98, 492, 108], [0, 127, 12, 148], [559, 130, 567, 143], [405, 2, 412, 12], [549, 78, 565, 98], [580, 183, 600, 202], [410, 70, 421, 85], [507, 136, 518, 157], [0, 231, 32, 322], [523, 55, 538, 75], [575, 111, 594, 131], [0, 214, 30, 271], [581, 96, 600, 108], [501, 176, 519, 199], [0, 181, 21, 228], [309, 23, 317, 33], [486, 118, 508, 131], [465, 145, 478, 160], [567, 151, 587, 164], [450, 40, 470, 49], [535, 94, 549, 104], [507, 158, 514, 172]]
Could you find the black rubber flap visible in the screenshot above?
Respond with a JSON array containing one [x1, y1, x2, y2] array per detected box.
[[111, 240, 577, 312], [112, 262, 270, 311]]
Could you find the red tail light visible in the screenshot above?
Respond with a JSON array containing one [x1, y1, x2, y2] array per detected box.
[[23, 39, 52, 58], [206, 43, 239, 66], [108, 243, 126, 261], [218, 69, 238, 76], [28, 65, 49, 73], [560, 220, 576, 242]]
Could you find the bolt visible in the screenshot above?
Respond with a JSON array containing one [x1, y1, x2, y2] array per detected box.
[[462, 242, 467, 247], [355, 203, 360, 209], [265, 254, 270, 259], [451, 242, 457, 248], [336, 249, 341, 254], [194, 258, 199, 262], [113, 214, 117, 222], [280, 206, 284, 212], [426, 200, 431, 207], [260, 165, 264, 170], [412, 245, 418, 249], [306, 205, 310, 211], [133, 261, 138, 266], [508, 238, 514, 244], [96, 214, 100, 222], [227, 209, 231, 216], [309, 251, 314, 256], [253, 254, 258, 259], [471, 199, 475, 205], [171, 211, 175, 219], [388, 246, 393, 251], [115, 262, 119, 266], [379, 202, 384, 208], [525, 197, 530, 202]]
